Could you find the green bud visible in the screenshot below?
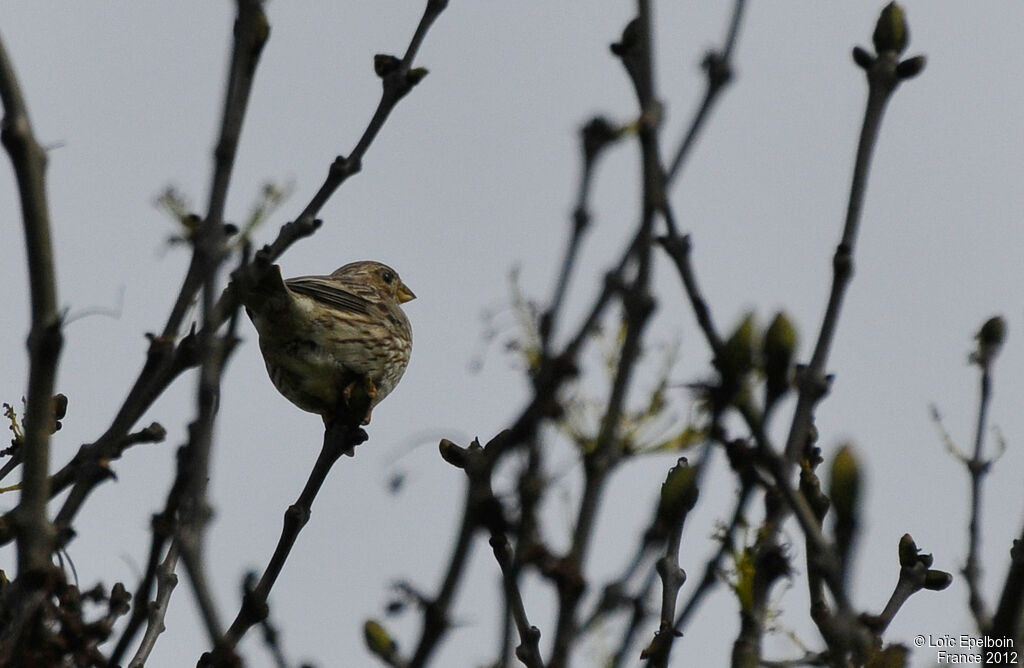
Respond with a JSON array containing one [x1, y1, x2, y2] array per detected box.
[[829, 444, 861, 522], [974, 315, 1007, 364], [763, 312, 797, 409], [364, 619, 397, 658], [873, 2, 909, 55], [253, 9, 270, 48], [718, 312, 758, 385], [656, 458, 700, 527], [897, 533, 918, 568]]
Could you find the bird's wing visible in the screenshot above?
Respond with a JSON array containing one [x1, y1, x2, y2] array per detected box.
[[239, 263, 289, 313], [286, 276, 371, 314]]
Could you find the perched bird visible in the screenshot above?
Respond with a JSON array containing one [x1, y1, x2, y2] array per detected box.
[[241, 260, 415, 425]]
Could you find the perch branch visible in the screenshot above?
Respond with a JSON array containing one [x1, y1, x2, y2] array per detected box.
[[217, 414, 369, 656]]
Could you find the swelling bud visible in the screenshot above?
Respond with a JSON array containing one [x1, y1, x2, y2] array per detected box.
[[717, 312, 758, 386], [655, 458, 700, 529], [973, 315, 1007, 365], [364, 620, 397, 659], [873, 2, 909, 55], [763, 312, 797, 409], [829, 443, 861, 521]]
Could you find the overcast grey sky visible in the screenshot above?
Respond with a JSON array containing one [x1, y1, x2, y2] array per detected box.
[[1, 3, 1022, 667]]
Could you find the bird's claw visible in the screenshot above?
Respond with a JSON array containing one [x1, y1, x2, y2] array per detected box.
[[342, 376, 378, 425]]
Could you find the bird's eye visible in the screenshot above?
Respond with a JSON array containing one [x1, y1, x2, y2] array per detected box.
[[381, 270, 394, 284]]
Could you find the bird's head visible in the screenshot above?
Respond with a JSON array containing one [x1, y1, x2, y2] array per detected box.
[[331, 261, 416, 305]]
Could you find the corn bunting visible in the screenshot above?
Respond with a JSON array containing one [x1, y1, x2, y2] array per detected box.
[[242, 260, 414, 425]]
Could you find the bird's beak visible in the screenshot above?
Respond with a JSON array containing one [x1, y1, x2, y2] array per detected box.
[[397, 283, 416, 303]]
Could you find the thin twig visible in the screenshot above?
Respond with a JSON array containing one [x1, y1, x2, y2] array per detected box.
[[248, 573, 291, 668], [609, 568, 655, 668], [490, 532, 544, 667], [162, 0, 268, 338], [501, 437, 546, 667], [963, 359, 994, 628], [864, 534, 950, 638], [782, 48, 910, 463], [658, 234, 724, 357], [547, 277, 654, 667], [217, 418, 369, 656], [108, 440, 191, 665], [406, 435, 500, 668], [127, 541, 180, 668], [548, 4, 662, 663], [291, 0, 448, 227], [642, 467, 697, 667], [166, 3, 270, 657], [665, 0, 748, 189], [540, 117, 622, 356], [673, 483, 754, 633]]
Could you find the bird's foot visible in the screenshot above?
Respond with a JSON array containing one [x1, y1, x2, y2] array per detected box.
[[342, 376, 378, 425]]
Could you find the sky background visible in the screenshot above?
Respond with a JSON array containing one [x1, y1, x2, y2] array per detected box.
[[1, 3, 1022, 667]]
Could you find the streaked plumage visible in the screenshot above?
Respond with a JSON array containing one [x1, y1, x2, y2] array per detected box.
[[242, 260, 414, 424]]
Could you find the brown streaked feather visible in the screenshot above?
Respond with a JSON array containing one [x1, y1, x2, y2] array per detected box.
[[248, 260, 413, 423], [286, 276, 372, 314]]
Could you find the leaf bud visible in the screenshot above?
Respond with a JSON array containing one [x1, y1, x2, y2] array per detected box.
[[364, 620, 397, 659], [829, 443, 862, 522], [873, 2, 909, 55]]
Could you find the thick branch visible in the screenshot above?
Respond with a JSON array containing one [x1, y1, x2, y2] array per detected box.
[[0, 26, 61, 579], [988, 529, 1024, 650]]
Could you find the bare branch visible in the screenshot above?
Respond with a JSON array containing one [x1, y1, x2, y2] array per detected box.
[[962, 318, 1003, 630], [665, 0, 748, 186], [217, 414, 369, 657], [0, 24, 61, 577], [783, 41, 925, 463], [127, 542, 180, 668], [291, 0, 448, 230], [161, 0, 269, 338], [988, 531, 1024, 650], [641, 460, 699, 667], [0, 25, 64, 657]]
